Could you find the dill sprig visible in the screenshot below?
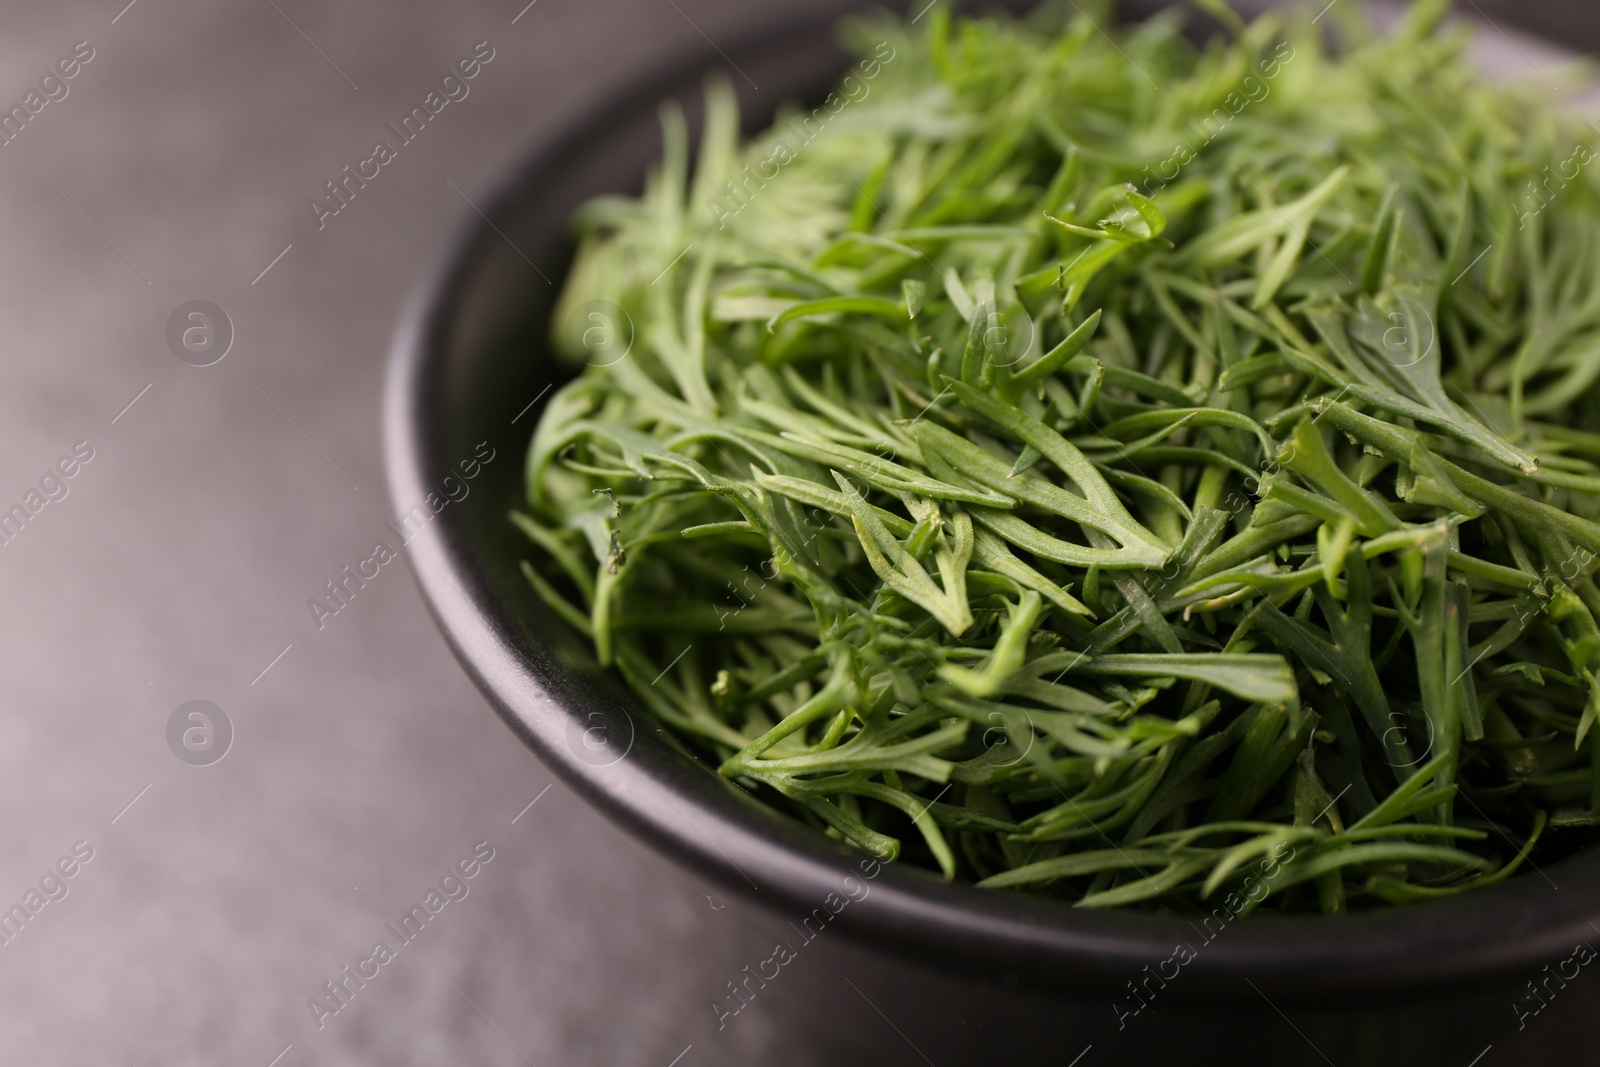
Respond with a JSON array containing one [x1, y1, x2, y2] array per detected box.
[[516, 0, 1600, 912]]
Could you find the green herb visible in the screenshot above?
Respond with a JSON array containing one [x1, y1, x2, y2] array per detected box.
[[517, 0, 1600, 911]]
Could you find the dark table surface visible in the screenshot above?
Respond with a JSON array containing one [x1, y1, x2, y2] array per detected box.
[[0, 2, 1593, 1065]]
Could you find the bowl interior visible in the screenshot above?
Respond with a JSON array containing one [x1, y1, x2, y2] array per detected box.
[[385, 0, 1600, 1004]]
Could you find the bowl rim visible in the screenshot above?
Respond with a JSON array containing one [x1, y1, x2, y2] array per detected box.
[[383, 0, 1600, 1005]]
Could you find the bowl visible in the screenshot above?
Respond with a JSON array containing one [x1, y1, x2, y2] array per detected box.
[[384, 3, 1600, 1061]]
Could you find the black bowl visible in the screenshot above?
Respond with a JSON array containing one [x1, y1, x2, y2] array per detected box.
[[385, 4, 1600, 1061]]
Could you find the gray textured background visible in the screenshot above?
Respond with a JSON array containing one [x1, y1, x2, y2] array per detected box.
[[0, 1, 1591, 1065]]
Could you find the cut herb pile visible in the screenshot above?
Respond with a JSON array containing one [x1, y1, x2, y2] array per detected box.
[[517, 0, 1600, 911]]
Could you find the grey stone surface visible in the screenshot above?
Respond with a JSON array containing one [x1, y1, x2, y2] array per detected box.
[[0, 1, 1590, 1065]]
